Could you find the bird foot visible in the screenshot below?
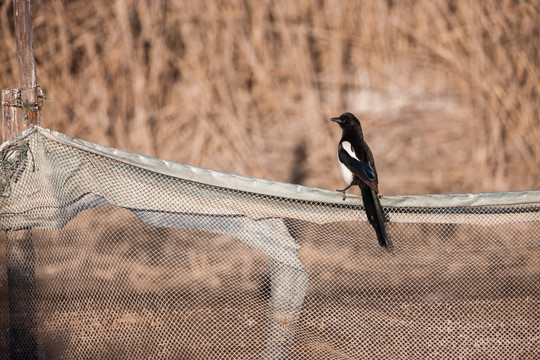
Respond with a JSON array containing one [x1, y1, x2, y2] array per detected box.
[[336, 189, 347, 201]]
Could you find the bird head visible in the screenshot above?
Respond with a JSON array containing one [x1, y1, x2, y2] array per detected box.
[[331, 112, 363, 134]]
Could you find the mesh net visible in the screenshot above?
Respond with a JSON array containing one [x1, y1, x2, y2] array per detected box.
[[1, 126, 539, 359]]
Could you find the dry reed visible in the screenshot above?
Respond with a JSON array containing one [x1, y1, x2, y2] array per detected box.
[[0, 0, 538, 195]]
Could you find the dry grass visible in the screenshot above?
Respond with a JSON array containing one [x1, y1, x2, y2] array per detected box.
[[0, 0, 538, 195]]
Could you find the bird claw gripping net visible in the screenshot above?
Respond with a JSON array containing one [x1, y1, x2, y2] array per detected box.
[[0, 126, 539, 359]]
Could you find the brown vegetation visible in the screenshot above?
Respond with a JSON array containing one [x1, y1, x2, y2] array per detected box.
[[0, 0, 538, 195]]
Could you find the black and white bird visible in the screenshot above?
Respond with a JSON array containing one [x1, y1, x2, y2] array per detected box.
[[331, 112, 389, 248]]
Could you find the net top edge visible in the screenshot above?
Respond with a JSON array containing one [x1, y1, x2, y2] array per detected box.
[[8, 126, 540, 208]]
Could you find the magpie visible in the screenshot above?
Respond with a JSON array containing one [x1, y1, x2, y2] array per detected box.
[[331, 112, 389, 248]]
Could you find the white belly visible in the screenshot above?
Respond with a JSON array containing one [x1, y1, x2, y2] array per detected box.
[[339, 159, 354, 184], [338, 141, 357, 184]]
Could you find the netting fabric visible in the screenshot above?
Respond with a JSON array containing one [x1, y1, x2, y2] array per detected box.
[[0, 127, 539, 359]]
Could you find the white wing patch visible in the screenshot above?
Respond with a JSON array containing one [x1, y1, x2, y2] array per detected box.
[[338, 141, 356, 185], [341, 141, 358, 160]]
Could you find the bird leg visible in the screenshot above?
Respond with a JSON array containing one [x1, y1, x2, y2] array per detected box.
[[336, 184, 354, 200]]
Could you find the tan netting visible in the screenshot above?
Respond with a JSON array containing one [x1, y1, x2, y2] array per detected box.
[[1, 127, 539, 359]]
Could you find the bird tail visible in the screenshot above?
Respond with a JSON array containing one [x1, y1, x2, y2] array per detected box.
[[361, 188, 389, 248]]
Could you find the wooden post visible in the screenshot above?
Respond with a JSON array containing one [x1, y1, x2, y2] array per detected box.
[[2, 1, 39, 359], [13, 0, 39, 111], [2, 0, 40, 142]]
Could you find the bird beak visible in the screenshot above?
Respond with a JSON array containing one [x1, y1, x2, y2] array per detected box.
[[331, 117, 343, 124]]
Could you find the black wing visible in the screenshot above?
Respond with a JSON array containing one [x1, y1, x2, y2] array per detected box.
[[338, 145, 379, 193]]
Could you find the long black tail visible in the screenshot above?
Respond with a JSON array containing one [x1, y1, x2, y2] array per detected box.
[[361, 188, 389, 248]]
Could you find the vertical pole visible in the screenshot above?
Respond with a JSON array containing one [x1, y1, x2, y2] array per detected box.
[[2, 1, 39, 359], [13, 0, 38, 106], [2, 0, 39, 143]]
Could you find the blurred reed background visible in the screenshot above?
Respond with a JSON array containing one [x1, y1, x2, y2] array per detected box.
[[0, 0, 538, 195]]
